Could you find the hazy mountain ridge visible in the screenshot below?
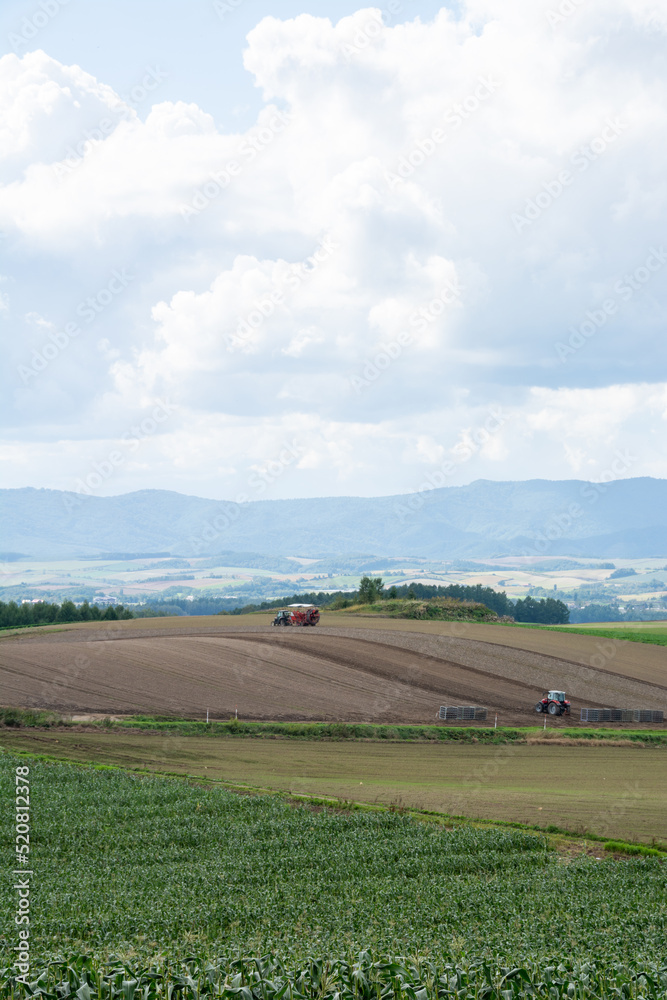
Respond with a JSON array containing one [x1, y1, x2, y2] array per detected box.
[[1, 478, 666, 560]]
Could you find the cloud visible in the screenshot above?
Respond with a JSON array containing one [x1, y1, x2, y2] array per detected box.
[[0, 2, 666, 499]]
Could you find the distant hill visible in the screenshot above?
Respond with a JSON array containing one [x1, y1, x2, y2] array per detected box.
[[1, 478, 666, 560]]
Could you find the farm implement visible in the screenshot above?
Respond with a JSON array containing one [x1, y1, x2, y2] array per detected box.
[[272, 604, 320, 626]]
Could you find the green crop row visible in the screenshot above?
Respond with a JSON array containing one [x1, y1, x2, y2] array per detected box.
[[119, 718, 531, 742], [604, 840, 667, 858], [117, 718, 667, 745], [3, 953, 667, 1000]]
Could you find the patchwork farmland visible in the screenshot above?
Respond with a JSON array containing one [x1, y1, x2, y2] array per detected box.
[[2, 613, 667, 998]]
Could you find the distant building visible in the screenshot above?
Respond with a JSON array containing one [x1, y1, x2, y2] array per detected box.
[[94, 595, 119, 607]]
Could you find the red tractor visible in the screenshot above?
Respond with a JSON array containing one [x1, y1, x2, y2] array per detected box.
[[535, 690, 571, 716], [271, 605, 320, 627]]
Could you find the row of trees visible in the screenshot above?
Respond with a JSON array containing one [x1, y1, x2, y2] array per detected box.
[[354, 577, 569, 624], [0, 600, 135, 629], [356, 579, 517, 617], [511, 596, 570, 624], [3, 582, 570, 627], [224, 578, 569, 624]]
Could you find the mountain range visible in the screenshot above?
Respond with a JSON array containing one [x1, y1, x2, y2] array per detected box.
[[1, 478, 666, 560]]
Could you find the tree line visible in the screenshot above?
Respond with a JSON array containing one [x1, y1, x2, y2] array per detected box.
[[224, 578, 570, 624], [355, 578, 569, 624], [3, 580, 569, 628], [0, 600, 135, 629]]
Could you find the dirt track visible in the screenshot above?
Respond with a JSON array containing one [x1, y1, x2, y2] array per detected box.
[[0, 617, 665, 724]]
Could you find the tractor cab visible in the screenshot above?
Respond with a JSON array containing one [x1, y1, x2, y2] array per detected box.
[[535, 690, 571, 715]]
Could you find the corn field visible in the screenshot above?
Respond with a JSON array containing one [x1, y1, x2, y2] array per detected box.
[[1, 756, 665, 994], [2, 954, 667, 1000]]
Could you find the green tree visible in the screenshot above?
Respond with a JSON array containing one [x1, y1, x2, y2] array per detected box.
[[513, 596, 569, 624], [56, 600, 79, 623], [33, 601, 58, 624], [17, 602, 34, 626], [357, 576, 384, 603], [0, 601, 20, 627]]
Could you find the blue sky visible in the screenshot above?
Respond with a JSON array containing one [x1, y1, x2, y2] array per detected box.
[[0, 0, 448, 129], [0, 0, 666, 501]]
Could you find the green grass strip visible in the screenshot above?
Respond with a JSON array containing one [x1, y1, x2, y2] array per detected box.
[[499, 622, 667, 645], [3, 709, 667, 743], [603, 839, 667, 858], [116, 717, 667, 744]]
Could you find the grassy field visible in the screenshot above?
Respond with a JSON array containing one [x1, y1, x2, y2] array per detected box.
[[515, 621, 667, 646], [3, 730, 666, 844], [1, 752, 666, 975], [557, 620, 667, 630]]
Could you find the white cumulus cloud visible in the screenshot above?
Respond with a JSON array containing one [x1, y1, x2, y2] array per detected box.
[[0, 1, 666, 499]]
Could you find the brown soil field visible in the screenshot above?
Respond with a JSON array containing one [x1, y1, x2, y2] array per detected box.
[[1, 614, 665, 724]]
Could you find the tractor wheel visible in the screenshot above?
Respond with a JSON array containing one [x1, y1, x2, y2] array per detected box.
[[548, 702, 561, 716], [535, 703, 544, 713]]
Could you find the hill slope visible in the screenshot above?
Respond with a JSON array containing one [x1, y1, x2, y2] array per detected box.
[[0, 616, 664, 723]]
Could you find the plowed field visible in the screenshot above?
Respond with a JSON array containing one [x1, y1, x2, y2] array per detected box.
[[1, 614, 665, 724]]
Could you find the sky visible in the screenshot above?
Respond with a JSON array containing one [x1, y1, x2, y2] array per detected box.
[[0, 0, 666, 502]]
